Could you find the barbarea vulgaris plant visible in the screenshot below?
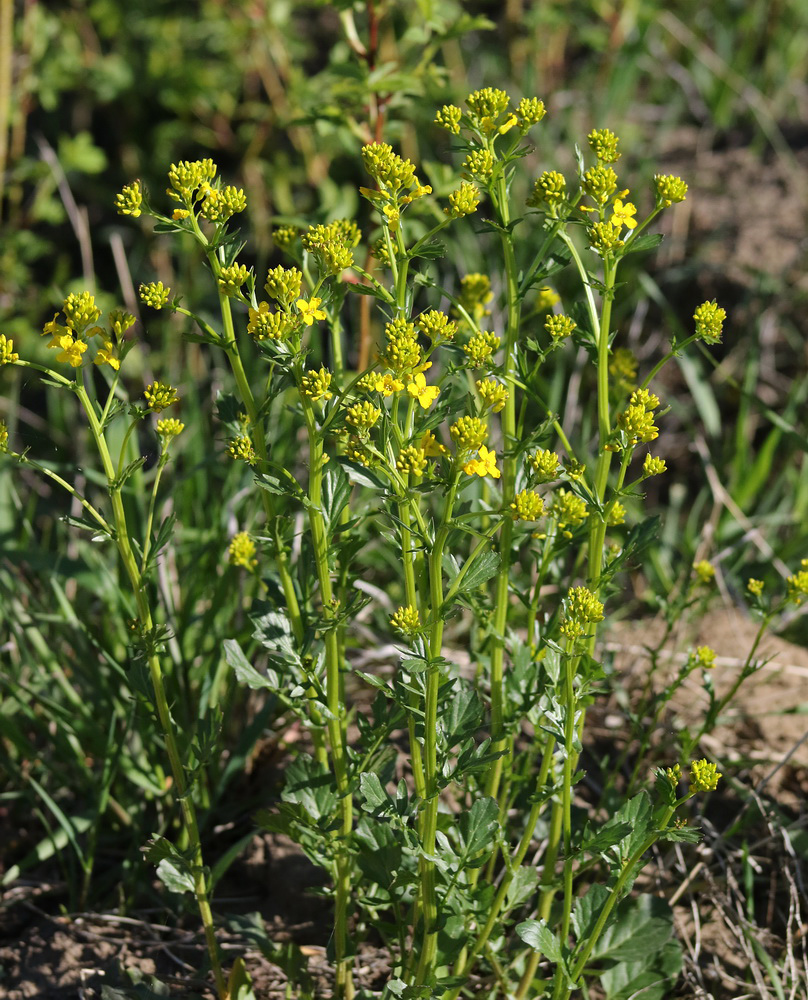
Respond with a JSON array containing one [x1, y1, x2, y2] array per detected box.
[[7, 89, 791, 1000]]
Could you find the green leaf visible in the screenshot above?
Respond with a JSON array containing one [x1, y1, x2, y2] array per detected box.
[[223, 638, 281, 692], [582, 821, 634, 856], [516, 919, 562, 962], [249, 602, 301, 665], [457, 797, 499, 858], [358, 771, 392, 813], [281, 754, 337, 823], [444, 685, 484, 745], [227, 957, 257, 1000], [599, 938, 682, 1000], [507, 866, 539, 909], [143, 836, 196, 895], [592, 894, 675, 964], [571, 884, 611, 941], [622, 232, 664, 256], [337, 457, 388, 490], [450, 550, 500, 598], [321, 462, 352, 535]]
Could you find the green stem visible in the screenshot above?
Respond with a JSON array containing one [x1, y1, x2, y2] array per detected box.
[[301, 390, 354, 1000], [11, 450, 113, 535], [484, 168, 522, 804], [415, 475, 458, 984], [568, 804, 677, 982], [75, 383, 228, 1000], [209, 251, 305, 649]]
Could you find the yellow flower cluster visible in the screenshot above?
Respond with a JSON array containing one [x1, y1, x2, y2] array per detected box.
[[642, 454, 667, 477], [450, 416, 488, 456], [654, 174, 688, 207], [390, 604, 422, 637], [527, 170, 566, 208], [510, 490, 544, 521], [588, 128, 621, 164], [144, 381, 179, 413], [416, 310, 457, 344], [379, 319, 425, 375], [559, 586, 605, 640], [476, 378, 509, 413], [551, 488, 588, 536], [689, 759, 722, 793], [693, 300, 726, 344], [302, 220, 360, 274], [300, 367, 333, 403], [459, 273, 493, 317], [463, 331, 500, 367], [617, 388, 660, 446], [462, 149, 495, 183], [218, 263, 249, 296], [583, 165, 617, 205], [396, 445, 427, 478], [346, 401, 381, 432], [264, 266, 303, 309], [0, 334, 19, 366], [228, 435, 256, 465], [445, 181, 481, 219], [545, 314, 577, 342], [787, 560, 808, 605], [115, 180, 142, 217], [156, 418, 185, 441], [361, 143, 431, 231], [140, 281, 171, 310], [357, 372, 404, 396], [42, 293, 108, 368], [247, 302, 296, 341], [530, 448, 561, 483], [229, 531, 257, 570], [693, 559, 715, 585]]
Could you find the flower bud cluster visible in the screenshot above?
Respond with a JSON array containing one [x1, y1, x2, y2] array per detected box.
[[559, 586, 605, 640], [390, 604, 422, 636], [302, 220, 360, 274], [545, 313, 577, 343], [693, 300, 726, 344], [379, 319, 424, 375], [396, 445, 427, 478], [265, 266, 303, 308], [551, 488, 588, 536], [689, 758, 721, 793], [510, 490, 544, 521], [416, 310, 457, 344], [463, 331, 500, 367], [144, 381, 179, 413], [247, 302, 295, 341], [529, 449, 561, 483], [476, 377, 509, 413], [229, 532, 257, 570], [588, 128, 621, 163], [445, 181, 481, 218], [140, 281, 171, 310], [300, 367, 333, 403]]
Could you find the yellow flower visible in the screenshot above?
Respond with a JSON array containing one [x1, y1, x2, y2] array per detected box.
[[94, 340, 120, 370], [52, 335, 87, 367], [464, 444, 500, 479], [297, 297, 327, 326], [407, 372, 440, 409], [420, 430, 447, 457], [611, 198, 638, 230]]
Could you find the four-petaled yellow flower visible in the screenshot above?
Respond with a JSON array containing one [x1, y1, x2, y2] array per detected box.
[[297, 297, 327, 326], [407, 372, 440, 409], [611, 198, 637, 230], [464, 444, 500, 479]]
